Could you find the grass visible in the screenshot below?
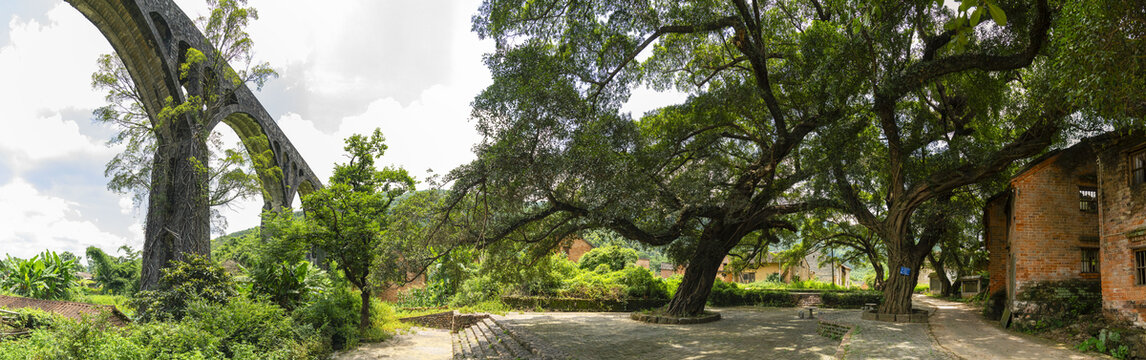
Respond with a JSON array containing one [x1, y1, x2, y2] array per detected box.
[[70, 293, 135, 318]]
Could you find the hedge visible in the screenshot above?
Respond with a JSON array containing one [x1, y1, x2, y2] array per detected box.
[[708, 281, 881, 308], [501, 296, 668, 312], [821, 291, 882, 308]]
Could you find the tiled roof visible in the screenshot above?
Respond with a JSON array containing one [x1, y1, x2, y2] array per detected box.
[[0, 295, 129, 327]]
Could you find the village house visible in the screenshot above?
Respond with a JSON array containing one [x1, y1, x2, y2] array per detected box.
[[558, 237, 595, 263], [1095, 132, 1146, 324], [984, 140, 1100, 303], [985, 132, 1146, 326], [717, 251, 851, 287]]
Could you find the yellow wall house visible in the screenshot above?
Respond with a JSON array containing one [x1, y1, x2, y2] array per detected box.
[[719, 251, 852, 287], [718, 253, 813, 284]]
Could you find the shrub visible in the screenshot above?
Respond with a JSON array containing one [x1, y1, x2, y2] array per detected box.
[[708, 280, 798, 307], [397, 279, 450, 308], [292, 285, 361, 351], [450, 275, 502, 307], [130, 255, 238, 322], [1077, 329, 1131, 359], [249, 260, 328, 310], [561, 270, 623, 300], [578, 246, 639, 272], [664, 274, 682, 298], [182, 297, 316, 358], [821, 291, 882, 308], [913, 284, 930, 293], [611, 266, 668, 300]]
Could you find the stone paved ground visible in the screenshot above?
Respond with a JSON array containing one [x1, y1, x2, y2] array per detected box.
[[916, 296, 1101, 360], [334, 327, 452, 360], [819, 309, 955, 360], [495, 307, 838, 360]]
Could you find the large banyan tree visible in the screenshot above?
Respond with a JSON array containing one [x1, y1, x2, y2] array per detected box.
[[450, 0, 1137, 316]]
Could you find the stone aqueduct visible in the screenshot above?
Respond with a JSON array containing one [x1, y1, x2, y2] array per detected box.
[[65, 0, 322, 286]]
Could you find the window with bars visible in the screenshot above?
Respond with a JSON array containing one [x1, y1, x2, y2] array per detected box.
[[1081, 248, 1099, 273], [1136, 249, 1146, 285], [1133, 149, 1146, 186], [740, 272, 755, 283], [1079, 187, 1098, 212]]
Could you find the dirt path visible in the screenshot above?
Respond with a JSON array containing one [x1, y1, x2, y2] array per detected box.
[[334, 327, 452, 360], [916, 296, 1101, 360]]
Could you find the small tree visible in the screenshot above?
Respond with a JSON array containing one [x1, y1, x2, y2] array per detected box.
[[303, 129, 413, 330], [85, 245, 142, 295]]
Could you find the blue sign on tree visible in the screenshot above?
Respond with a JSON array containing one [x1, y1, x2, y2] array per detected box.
[[899, 266, 911, 276]]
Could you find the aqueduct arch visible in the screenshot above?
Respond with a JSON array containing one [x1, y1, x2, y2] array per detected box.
[[66, 0, 322, 288]]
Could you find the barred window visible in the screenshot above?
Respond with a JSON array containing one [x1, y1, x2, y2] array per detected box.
[[1079, 187, 1098, 212], [740, 272, 755, 283], [1133, 149, 1146, 186], [1136, 249, 1146, 285], [1081, 248, 1099, 274]]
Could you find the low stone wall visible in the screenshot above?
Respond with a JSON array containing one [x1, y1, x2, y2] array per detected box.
[[630, 311, 721, 324], [860, 309, 929, 323], [502, 296, 668, 312], [398, 310, 490, 332], [816, 319, 853, 339]]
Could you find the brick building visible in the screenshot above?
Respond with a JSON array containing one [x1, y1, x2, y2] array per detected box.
[[984, 140, 1100, 305], [558, 237, 595, 263], [986, 132, 1146, 325], [1095, 132, 1146, 324]]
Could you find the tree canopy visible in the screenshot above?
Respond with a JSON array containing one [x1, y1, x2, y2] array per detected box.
[[454, 0, 1144, 315]]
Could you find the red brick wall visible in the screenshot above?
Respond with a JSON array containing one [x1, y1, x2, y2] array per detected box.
[[1007, 144, 1099, 295], [1097, 133, 1146, 324], [378, 273, 426, 302], [562, 237, 594, 263], [636, 258, 650, 270], [984, 195, 1009, 295]]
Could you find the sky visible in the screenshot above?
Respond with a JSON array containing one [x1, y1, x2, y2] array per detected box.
[[0, 0, 683, 261]]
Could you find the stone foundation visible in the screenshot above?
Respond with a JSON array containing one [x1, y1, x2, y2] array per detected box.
[[860, 309, 929, 323], [630, 311, 721, 324]]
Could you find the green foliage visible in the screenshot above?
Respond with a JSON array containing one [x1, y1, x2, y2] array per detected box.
[[180, 297, 318, 358], [290, 285, 361, 351], [1077, 329, 1130, 359], [397, 279, 451, 308], [577, 245, 639, 272], [611, 266, 668, 300], [3, 308, 59, 331], [449, 275, 503, 307], [249, 260, 329, 311], [131, 255, 237, 322], [821, 291, 883, 308], [303, 128, 414, 330], [0, 299, 325, 360], [707, 280, 797, 307], [0, 250, 80, 300], [914, 284, 930, 294], [86, 246, 141, 296]]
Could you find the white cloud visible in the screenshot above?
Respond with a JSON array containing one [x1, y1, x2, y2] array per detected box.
[[0, 178, 136, 259], [0, 4, 114, 169]]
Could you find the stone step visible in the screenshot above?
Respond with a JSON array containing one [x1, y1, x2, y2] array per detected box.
[[450, 315, 541, 360], [484, 318, 531, 359], [478, 319, 517, 359]]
